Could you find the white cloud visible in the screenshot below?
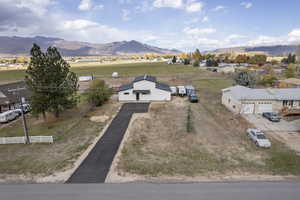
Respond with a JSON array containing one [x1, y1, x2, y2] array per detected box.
[[122, 9, 131, 21], [202, 16, 209, 22], [213, 5, 226, 11], [183, 27, 216, 36], [153, 0, 204, 13], [153, 0, 183, 9], [78, 0, 103, 11], [241, 2, 252, 9], [185, 0, 204, 13], [184, 16, 209, 24], [9, 0, 53, 16]]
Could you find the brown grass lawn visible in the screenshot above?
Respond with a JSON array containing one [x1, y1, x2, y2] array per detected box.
[[117, 75, 300, 178], [0, 98, 120, 177]]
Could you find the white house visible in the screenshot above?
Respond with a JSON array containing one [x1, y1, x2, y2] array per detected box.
[[222, 85, 300, 114], [118, 75, 171, 102]]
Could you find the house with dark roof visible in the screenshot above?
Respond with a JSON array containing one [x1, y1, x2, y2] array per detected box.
[[118, 75, 171, 101], [222, 85, 300, 114], [0, 81, 31, 113]]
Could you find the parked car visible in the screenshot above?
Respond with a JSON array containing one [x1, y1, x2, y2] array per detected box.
[[170, 86, 178, 96], [177, 86, 186, 97], [262, 112, 281, 122], [189, 94, 198, 103], [0, 110, 20, 123], [246, 128, 271, 148], [185, 85, 195, 96]]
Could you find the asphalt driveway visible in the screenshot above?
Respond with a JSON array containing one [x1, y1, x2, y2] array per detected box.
[[67, 103, 150, 183]]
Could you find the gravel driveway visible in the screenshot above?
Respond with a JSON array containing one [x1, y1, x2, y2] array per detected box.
[[244, 114, 300, 132]]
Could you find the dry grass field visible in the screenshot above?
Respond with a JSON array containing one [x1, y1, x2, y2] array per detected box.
[[117, 76, 300, 179]]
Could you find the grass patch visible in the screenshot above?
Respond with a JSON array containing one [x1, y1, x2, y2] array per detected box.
[[0, 62, 202, 83], [266, 151, 300, 175]]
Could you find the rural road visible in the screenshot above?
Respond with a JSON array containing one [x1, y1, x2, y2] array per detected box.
[[1, 181, 300, 200], [67, 103, 150, 183]]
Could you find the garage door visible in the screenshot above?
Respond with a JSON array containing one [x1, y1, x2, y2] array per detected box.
[[258, 103, 272, 113], [241, 104, 255, 114]]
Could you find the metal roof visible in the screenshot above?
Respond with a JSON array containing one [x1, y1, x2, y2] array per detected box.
[[0, 81, 31, 105], [156, 82, 171, 92], [222, 85, 300, 101], [119, 75, 171, 93], [133, 75, 157, 83], [118, 83, 133, 92]]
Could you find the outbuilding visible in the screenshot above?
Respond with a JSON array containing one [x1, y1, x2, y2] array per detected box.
[[222, 85, 300, 114], [118, 75, 171, 102]]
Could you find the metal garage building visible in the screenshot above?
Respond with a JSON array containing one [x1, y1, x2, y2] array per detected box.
[[118, 75, 171, 102], [222, 85, 300, 114]]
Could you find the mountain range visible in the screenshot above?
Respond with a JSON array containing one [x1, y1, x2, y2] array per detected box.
[[0, 36, 181, 57], [210, 45, 300, 56]]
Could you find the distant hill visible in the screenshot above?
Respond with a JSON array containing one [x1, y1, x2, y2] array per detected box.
[[210, 45, 300, 56], [0, 36, 181, 57]]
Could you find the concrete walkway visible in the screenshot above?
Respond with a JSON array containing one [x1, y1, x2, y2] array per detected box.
[[67, 103, 150, 183]]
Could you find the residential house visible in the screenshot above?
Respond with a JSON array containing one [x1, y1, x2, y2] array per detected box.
[[118, 75, 171, 102], [0, 81, 31, 113], [222, 85, 300, 114]]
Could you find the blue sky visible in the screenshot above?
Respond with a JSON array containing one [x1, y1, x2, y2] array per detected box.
[[1, 0, 300, 51]]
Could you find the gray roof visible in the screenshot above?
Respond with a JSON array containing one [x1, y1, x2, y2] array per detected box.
[[118, 83, 133, 92], [222, 85, 300, 101], [156, 82, 171, 92], [133, 75, 157, 83], [119, 75, 171, 93], [0, 81, 31, 105]]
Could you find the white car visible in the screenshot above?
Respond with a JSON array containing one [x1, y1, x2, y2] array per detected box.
[[177, 86, 186, 97], [0, 110, 19, 123], [246, 128, 271, 148]]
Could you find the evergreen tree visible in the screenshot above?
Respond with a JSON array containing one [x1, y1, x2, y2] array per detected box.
[[234, 71, 256, 88], [25, 44, 78, 120], [172, 56, 177, 64]]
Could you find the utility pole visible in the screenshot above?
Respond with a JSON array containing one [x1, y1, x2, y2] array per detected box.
[[20, 97, 30, 144]]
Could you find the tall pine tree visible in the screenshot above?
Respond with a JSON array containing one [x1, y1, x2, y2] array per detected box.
[[25, 44, 78, 120]]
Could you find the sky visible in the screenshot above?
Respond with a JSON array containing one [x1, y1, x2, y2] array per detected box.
[[1, 0, 300, 51]]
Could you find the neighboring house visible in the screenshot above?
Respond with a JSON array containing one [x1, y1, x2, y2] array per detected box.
[[277, 78, 300, 88], [222, 85, 300, 114], [118, 75, 171, 102], [0, 81, 31, 113]]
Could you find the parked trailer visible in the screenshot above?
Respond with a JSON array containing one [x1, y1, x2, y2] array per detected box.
[[177, 86, 186, 97], [170, 86, 178, 96], [0, 110, 19, 123], [185, 85, 195, 96]]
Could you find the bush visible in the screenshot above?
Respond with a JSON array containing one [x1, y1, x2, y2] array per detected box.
[[260, 74, 277, 86], [184, 59, 191, 65], [85, 80, 113, 107], [193, 60, 200, 67]]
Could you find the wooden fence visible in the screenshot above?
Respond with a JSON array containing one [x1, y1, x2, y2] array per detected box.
[[0, 136, 53, 145]]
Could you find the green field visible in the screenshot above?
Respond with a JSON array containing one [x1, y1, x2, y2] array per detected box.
[[0, 62, 201, 84]]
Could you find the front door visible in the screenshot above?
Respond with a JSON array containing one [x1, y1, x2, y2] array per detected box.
[[136, 93, 140, 101]]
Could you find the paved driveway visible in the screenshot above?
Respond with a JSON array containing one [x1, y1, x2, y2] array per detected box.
[[244, 115, 300, 132], [67, 103, 150, 183]]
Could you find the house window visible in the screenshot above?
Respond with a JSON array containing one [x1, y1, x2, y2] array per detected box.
[[283, 100, 288, 107], [124, 92, 129, 95], [228, 98, 231, 103], [233, 105, 236, 109], [288, 100, 294, 107]]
